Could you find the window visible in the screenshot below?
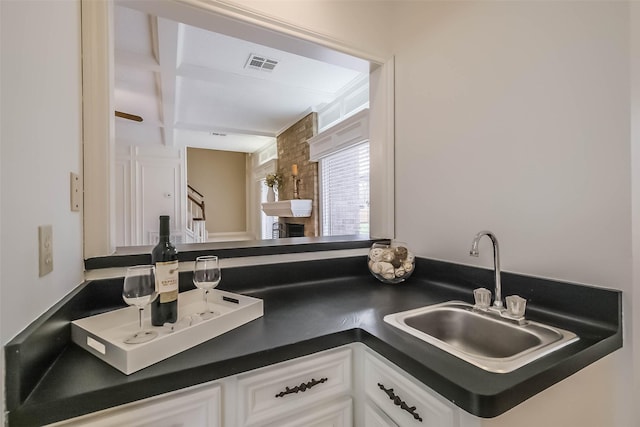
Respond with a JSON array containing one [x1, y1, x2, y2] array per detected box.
[[320, 142, 370, 236]]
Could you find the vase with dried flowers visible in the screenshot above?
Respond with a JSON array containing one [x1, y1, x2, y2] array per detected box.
[[264, 173, 282, 202]]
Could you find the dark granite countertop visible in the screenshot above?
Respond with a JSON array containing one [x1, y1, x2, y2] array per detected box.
[[84, 235, 375, 270], [5, 257, 622, 426]]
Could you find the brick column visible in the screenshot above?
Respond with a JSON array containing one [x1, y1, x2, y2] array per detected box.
[[276, 113, 318, 237]]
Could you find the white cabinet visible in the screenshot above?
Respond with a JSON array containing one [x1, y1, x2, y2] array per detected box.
[[50, 383, 221, 427], [362, 349, 457, 427], [262, 398, 352, 427], [364, 401, 399, 427], [51, 345, 467, 427], [236, 347, 352, 426], [52, 347, 352, 427]]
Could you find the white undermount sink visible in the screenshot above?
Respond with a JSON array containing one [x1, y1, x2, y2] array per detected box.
[[261, 199, 312, 217]]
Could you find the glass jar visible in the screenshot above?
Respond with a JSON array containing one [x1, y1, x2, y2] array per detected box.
[[368, 241, 415, 284]]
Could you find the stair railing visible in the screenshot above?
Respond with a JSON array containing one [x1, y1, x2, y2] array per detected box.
[[187, 184, 207, 242]]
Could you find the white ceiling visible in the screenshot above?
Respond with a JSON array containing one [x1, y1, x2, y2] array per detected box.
[[113, 4, 368, 153]]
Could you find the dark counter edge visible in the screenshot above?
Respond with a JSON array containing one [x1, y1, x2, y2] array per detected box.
[[6, 257, 622, 425], [84, 235, 376, 270]]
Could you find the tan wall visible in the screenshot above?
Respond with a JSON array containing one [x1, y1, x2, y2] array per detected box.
[[187, 148, 247, 233]]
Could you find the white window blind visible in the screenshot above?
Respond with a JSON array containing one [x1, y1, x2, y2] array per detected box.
[[320, 142, 370, 236]]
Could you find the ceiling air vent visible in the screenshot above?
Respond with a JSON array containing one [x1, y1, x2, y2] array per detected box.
[[245, 54, 279, 72]]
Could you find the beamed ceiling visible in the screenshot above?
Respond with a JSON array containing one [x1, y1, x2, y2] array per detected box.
[[113, 3, 369, 153]]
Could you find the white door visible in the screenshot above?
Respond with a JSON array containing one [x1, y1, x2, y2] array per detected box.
[[136, 157, 184, 245]]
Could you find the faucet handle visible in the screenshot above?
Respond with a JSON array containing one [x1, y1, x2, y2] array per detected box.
[[473, 288, 492, 310], [505, 295, 527, 318]]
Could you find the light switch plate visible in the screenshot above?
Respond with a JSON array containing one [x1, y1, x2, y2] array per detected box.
[[38, 225, 53, 277], [70, 172, 81, 212]]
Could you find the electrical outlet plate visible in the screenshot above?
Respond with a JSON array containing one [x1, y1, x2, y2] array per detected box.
[[39, 225, 53, 277], [70, 172, 81, 212]]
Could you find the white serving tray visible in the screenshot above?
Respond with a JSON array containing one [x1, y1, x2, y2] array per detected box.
[[71, 289, 263, 375]]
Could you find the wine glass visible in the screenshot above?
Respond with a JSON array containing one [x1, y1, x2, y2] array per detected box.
[[122, 265, 158, 344], [193, 255, 221, 320]]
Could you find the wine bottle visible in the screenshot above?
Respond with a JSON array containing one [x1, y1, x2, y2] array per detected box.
[[151, 215, 178, 325]]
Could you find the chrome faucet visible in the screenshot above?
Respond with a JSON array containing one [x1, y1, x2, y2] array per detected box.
[[470, 231, 503, 309]]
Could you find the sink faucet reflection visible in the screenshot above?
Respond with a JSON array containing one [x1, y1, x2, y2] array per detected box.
[[470, 231, 503, 308]]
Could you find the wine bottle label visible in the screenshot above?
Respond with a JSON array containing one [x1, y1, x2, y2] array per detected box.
[[155, 260, 179, 303]]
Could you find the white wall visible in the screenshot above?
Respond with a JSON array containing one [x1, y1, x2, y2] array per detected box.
[[394, 0, 630, 290], [1, 1, 84, 424], [0, 0, 636, 425], [231, 0, 393, 62], [230, 0, 636, 425], [0, 0, 84, 351], [631, 2, 640, 423], [391, 2, 632, 426]]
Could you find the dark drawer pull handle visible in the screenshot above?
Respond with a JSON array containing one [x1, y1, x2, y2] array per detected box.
[[377, 382, 423, 422], [275, 377, 328, 398]]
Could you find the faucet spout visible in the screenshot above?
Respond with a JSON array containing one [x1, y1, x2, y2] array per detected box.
[[469, 231, 503, 308]]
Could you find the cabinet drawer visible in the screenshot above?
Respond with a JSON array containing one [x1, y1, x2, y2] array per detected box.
[[364, 351, 455, 427], [263, 397, 352, 427], [237, 347, 352, 426]]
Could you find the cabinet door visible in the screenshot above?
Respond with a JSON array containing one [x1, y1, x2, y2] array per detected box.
[[364, 350, 456, 427], [50, 384, 221, 427], [364, 401, 399, 427], [263, 398, 352, 427], [237, 347, 352, 426]]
